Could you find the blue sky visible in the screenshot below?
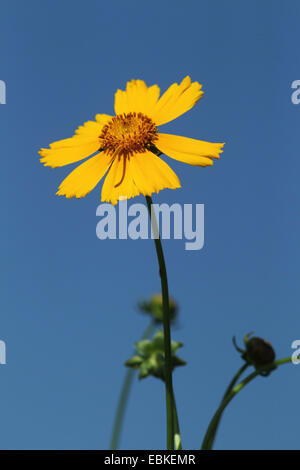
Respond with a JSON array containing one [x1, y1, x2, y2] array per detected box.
[[0, 0, 299, 449]]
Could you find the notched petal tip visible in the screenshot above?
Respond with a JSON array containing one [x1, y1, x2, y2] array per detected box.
[[40, 160, 54, 168], [126, 78, 147, 88], [213, 142, 226, 158], [39, 150, 57, 168], [39, 148, 48, 157], [56, 189, 85, 199]]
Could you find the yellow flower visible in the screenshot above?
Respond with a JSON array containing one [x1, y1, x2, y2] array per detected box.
[[39, 76, 224, 205]]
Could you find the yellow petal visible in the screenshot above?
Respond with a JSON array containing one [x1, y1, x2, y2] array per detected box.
[[39, 141, 101, 168], [130, 151, 181, 195], [101, 151, 181, 205], [151, 76, 203, 126], [156, 133, 224, 166], [114, 80, 160, 117], [101, 157, 140, 206], [57, 153, 112, 198], [74, 114, 112, 138], [39, 114, 112, 168]]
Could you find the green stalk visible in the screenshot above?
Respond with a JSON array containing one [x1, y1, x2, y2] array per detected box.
[[110, 321, 156, 450], [222, 363, 249, 400], [172, 389, 182, 450], [201, 357, 292, 450], [146, 195, 175, 450], [205, 363, 249, 449]]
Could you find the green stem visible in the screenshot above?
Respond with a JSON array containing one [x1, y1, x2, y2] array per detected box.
[[146, 195, 175, 450], [172, 389, 182, 450], [110, 321, 156, 450], [206, 363, 249, 449], [201, 357, 292, 450], [222, 363, 249, 400]]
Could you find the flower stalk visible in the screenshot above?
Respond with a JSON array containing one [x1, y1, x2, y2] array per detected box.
[[172, 388, 182, 450], [110, 321, 156, 450], [146, 195, 175, 450], [201, 357, 292, 450], [202, 363, 249, 450]]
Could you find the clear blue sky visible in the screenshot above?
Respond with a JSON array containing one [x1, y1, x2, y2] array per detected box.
[[0, 0, 299, 450]]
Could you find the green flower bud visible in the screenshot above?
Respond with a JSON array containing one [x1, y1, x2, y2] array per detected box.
[[138, 293, 178, 323], [125, 330, 186, 381]]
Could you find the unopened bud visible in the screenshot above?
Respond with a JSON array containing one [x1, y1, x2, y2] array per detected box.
[[139, 293, 178, 323], [233, 333, 276, 376], [244, 336, 275, 367]]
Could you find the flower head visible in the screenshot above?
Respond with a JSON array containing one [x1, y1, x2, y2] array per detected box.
[[125, 330, 186, 381], [39, 77, 224, 205], [139, 293, 178, 323], [233, 332, 276, 377]]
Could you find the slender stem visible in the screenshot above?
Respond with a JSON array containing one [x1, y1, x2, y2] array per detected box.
[[110, 321, 156, 450], [206, 363, 249, 449], [172, 389, 182, 450], [201, 357, 292, 450], [146, 195, 175, 450], [110, 369, 135, 450], [222, 363, 249, 400]]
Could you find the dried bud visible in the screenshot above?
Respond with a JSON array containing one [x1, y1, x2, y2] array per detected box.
[[233, 333, 276, 376], [244, 336, 276, 367]]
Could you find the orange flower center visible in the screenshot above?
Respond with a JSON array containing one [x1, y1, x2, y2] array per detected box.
[[99, 112, 158, 159]]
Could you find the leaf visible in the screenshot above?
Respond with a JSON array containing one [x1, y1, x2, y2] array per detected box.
[[135, 339, 153, 356], [125, 356, 143, 368]]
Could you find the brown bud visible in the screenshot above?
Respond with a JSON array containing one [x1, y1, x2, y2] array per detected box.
[[244, 337, 275, 367]]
